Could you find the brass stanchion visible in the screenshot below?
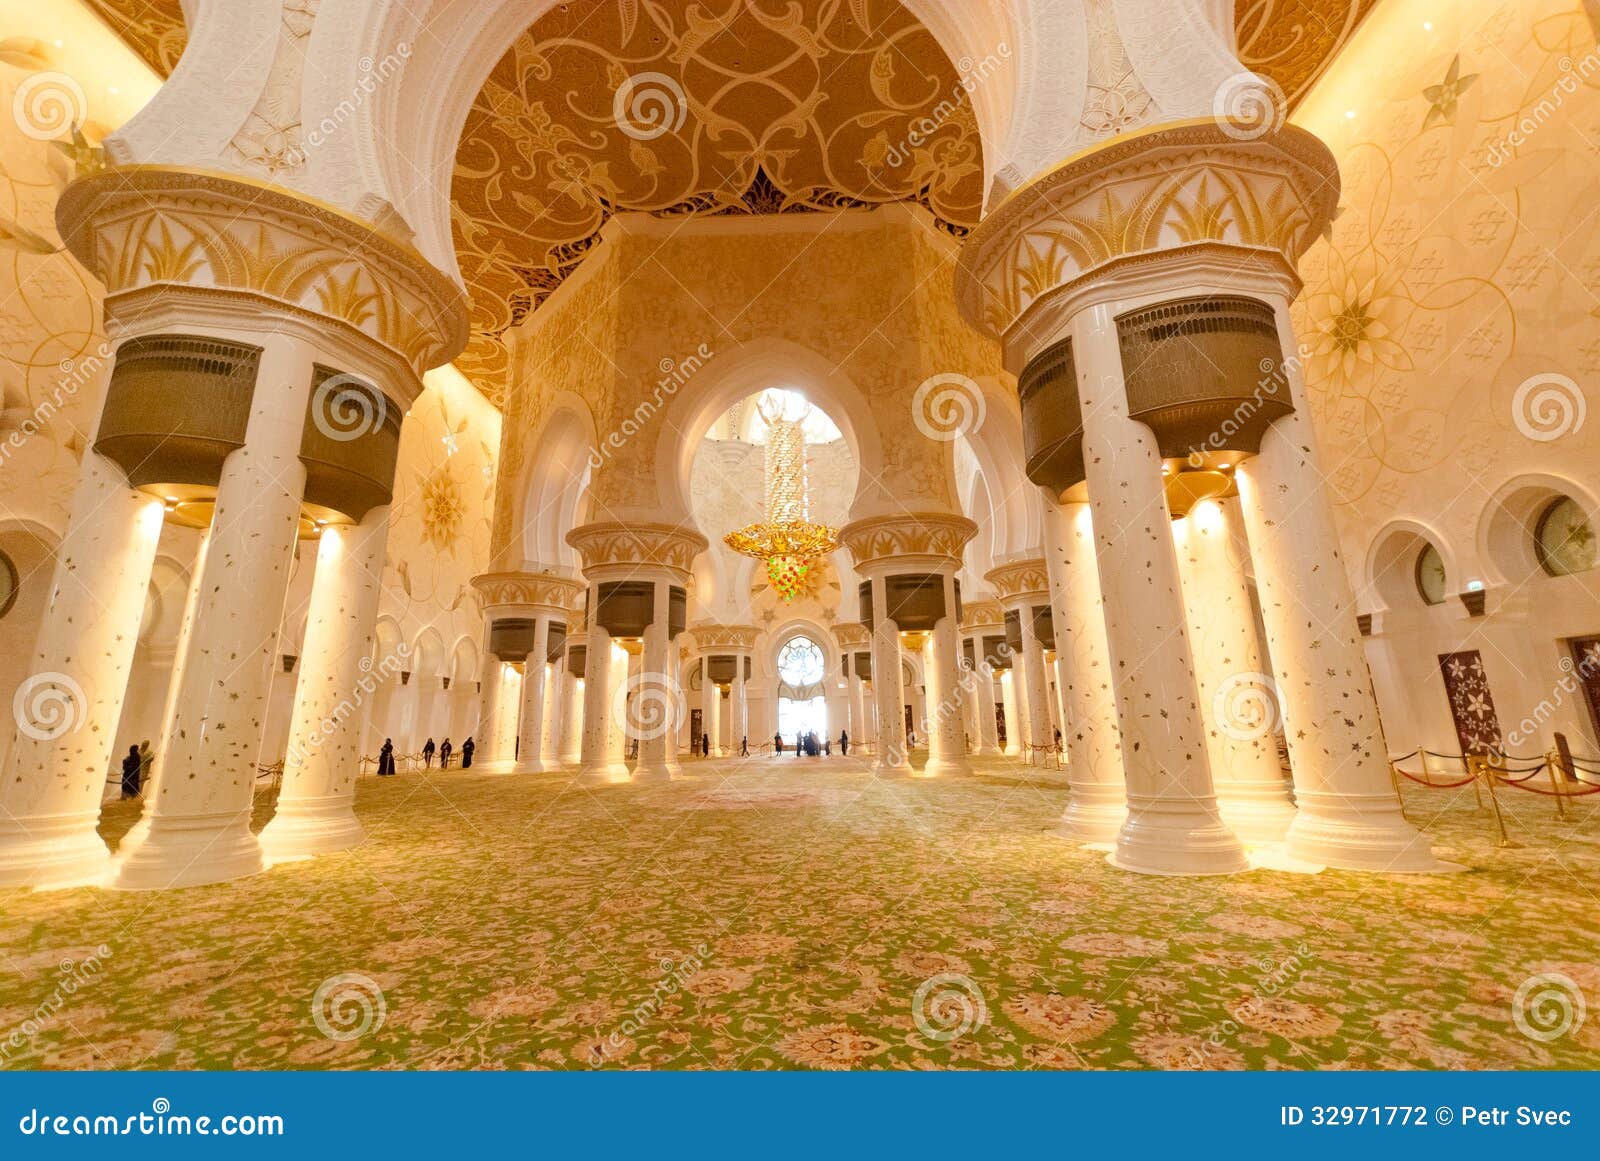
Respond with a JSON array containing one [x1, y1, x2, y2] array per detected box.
[[1389, 759, 1409, 821], [1546, 752, 1572, 822], [1473, 755, 1521, 849]]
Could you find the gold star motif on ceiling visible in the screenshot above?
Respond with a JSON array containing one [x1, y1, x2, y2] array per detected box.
[[1422, 55, 1478, 130]]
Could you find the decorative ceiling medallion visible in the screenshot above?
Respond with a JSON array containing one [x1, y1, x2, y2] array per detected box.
[[452, 0, 985, 391]]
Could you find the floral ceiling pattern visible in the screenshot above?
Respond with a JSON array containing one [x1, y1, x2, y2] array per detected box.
[[82, 0, 1382, 402]]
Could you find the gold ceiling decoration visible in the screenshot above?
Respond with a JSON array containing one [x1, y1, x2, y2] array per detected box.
[[451, 0, 986, 391], [84, 0, 1380, 404]]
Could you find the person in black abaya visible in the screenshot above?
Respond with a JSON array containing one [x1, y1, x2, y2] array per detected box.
[[461, 737, 475, 768], [377, 738, 395, 776], [120, 744, 142, 798], [439, 738, 453, 768]]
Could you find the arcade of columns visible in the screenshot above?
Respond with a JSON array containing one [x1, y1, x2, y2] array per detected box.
[[0, 126, 1442, 891]]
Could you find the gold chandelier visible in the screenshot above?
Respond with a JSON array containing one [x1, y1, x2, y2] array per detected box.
[[723, 394, 838, 602]]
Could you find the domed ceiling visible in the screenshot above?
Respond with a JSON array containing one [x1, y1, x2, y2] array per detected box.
[[83, 0, 1381, 403]]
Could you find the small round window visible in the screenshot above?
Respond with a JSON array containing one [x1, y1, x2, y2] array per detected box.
[[776, 637, 825, 686], [1414, 543, 1447, 605], [1535, 497, 1598, 577], [0, 551, 16, 619]]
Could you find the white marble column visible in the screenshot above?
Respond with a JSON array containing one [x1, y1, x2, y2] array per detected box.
[[559, 646, 584, 764], [703, 676, 722, 758], [924, 574, 972, 776], [579, 619, 627, 782], [1174, 497, 1298, 843], [1018, 607, 1053, 764], [1041, 498, 1127, 843], [259, 505, 389, 861], [999, 669, 1020, 756], [1232, 298, 1436, 871], [1075, 304, 1246, 875], [971, 647, 1001, 756], [475, 640, 509, 770], [847, 669, 867, 751], [0, 457, 165, 888], [512, 617, 552, 773], [115, 335, 316, 890], [538, 651, 564, 768], [632, 579, 674, 782], [732, 666, 748, 755], [868, 575, 911, 774]]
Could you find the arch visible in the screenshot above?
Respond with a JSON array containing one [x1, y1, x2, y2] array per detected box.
[[374, 615, 405, 668], [411, 626, 449, 678], [657, 338, 884, 529], [1475, 473, 1600, 588], [449, 635, 479, 684], [513, 392, 599, 570], [1363, 518, 1460, 613], [325, 0, 1027, 279]]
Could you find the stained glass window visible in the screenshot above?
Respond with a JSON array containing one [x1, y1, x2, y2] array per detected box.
[[1415, 543, 1446, 605], [777, 636, 825, 686], [1535, 497, 1597, 577]]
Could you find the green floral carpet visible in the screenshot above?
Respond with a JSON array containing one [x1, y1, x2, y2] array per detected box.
[[1, 757, 1596, 1070]]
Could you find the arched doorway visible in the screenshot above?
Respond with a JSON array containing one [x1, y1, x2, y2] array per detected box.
[[775, 634, 829, 743]]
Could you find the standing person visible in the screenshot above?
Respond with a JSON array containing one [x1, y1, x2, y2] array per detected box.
[[795, 732, 803, 758], [823, 736, 831, 757], [439, 738, 453, 769], [740, 736, 749, 757], [461, 736, 475, 768], [377, 738, 395, 776], [701, 732, 711, 758], [774, 732, 783, 754], [840, 729, 849, 757], [120, 744, 142, 799], [422, 737, 436, 768]]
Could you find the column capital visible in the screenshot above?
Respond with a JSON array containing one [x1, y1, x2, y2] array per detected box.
[[831, 622, 871, 650], [955, 122, 1339, 346], [471, 570, 584, 617], [689, 623, 761, 653], [565, 521, 708, 585], [959, 600, 1006, 634], [56, 166, 469, 394], [984, 556, 1051, 605], [838, 512, 976, 573]]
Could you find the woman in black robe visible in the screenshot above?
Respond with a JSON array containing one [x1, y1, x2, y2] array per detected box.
[[377, 738, 395, 776], [120, 744, 142, 798], [439, 738, 453, 768], [461, 737, 475, 768]]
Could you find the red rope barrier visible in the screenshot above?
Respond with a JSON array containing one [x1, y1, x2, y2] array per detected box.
[[1393, 766, 1478, 789], [1502, 779, 1600, 797]]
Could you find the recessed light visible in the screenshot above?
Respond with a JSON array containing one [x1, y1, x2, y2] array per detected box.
[[1345, 109, 1357, 119]]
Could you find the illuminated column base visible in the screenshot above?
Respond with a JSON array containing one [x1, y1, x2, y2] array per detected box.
[[0, 458, 164, 890]]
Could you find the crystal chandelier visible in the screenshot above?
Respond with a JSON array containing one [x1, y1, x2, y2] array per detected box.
[[723, 393, 838, 602]]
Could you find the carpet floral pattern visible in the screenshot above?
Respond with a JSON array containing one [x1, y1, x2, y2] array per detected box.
[[1, 759, 1596, 1070]]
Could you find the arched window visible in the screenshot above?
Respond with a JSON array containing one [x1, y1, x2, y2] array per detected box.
[[777, 636, 825, 686], [1535, 497, 1597, 577], [1414, 543, 1447, 605], [0, 550, 16, 619]]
